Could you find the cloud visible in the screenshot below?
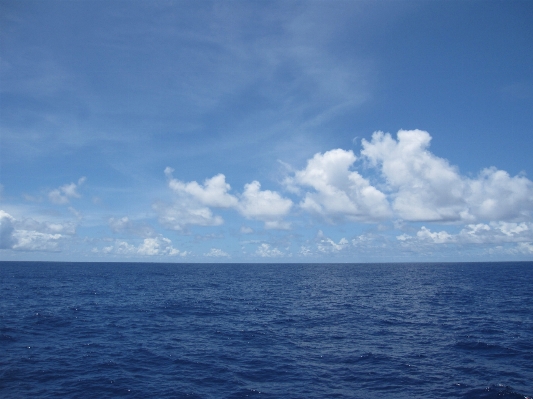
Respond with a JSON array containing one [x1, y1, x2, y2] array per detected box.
[[137, 237, 181, 256], [398, 222, 533, 247], [467, 168, 533, 221], [12, 230, 64, 252], [153, 130, 533, 259], [316, 230, 349, 253], [256, 243, 283, 257], [515, 242, 533, 254], [96, 235, 184, 256], [237, 181, 292, 228], [416, 226, 454, 244], [0, 210, 16, 249], [153, 200, 223, 231], [362, 130, 533, 222], [204, 248, 229, 257], [299, 246, 312, 256], [160, 168, 292, 230], [48, 177, 86, 205], [166, 168, 238, 208], [286, 148, 391, 222], [0, 210, 75, 252], [108, 216, 156, 237]]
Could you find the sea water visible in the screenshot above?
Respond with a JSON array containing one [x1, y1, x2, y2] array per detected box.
[[1, 262, 532, 398]]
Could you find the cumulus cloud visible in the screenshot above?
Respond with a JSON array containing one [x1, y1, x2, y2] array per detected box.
[[96, 235, 184, 256], [48, 177, 86, 205], [286, 148, 391, 222], [398, 222, 533, 247], [467, 168, 533, 221], [166, 168, 238, 208], [256, 243, 283, 257], [361, 130, 533, 222], [12, 231, 64, 252], [237, 181, 292, 229], [299, 246, 312, 256], [0, 210, 16, 249], [515, 242, 533, 254], [416, 226, 454, 244], [137, 237, 181, 256], [204, 248, 229, 257], [156, 129, 533, 245], [316, 230, 349, 252], [0, 210, 75, 252], [160, 168, 292, 230]]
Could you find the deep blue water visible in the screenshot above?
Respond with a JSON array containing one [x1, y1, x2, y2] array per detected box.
[[0, 262, 532, 399]]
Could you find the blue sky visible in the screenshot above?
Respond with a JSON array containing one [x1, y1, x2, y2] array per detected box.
[[1, 0, 532, 262]]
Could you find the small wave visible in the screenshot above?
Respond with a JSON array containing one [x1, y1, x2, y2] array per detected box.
[[461, 384, 531, 399], [454, 340, 516, 355]]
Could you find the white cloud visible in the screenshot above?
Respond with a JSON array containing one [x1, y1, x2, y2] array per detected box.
[[48, 177, 86, 205], [12, 230, 64, 252], [160, 168, 292, 230], [0, 210, 16, 249], [0, 210, 75, 252], [416, 226, 454, 244], [299, 246, 312, 256], [351, 233, 378, 246], [153, 130, 533, 256], [316, 230, 349, 252], [398, 222, 533, 248], [362, 130, 466, 221], [167, 169, 238, 208], [109, 216, 132, 232], [240, 226, 253, 234], [396, 233, 411, 242], [95, 235, 184, 257], [256, 243, 283, 257], [204, 248, 230, 257], [515, 242, 533, 254], [286, 148, 391, 222], [153, 200, 223, 231], [137, 237, 181, 256], [467, 168, 533, 221], [494, 221, 529, 237], [109, 216, 156, 237], [362, 130, 533, 222], [237, 181, 292, 228]]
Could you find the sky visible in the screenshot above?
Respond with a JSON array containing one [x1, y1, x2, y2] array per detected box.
[[1, 0, 533, 263]]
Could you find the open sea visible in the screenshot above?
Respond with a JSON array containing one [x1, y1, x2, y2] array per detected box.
[[0, 261, 532, 398]]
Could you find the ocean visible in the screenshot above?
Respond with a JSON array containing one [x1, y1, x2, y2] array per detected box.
[[0, 261, 531, 398]]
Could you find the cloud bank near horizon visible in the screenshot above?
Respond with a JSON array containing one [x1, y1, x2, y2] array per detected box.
[[2, 129, 533, 259], [158, 129, 533, 228]]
